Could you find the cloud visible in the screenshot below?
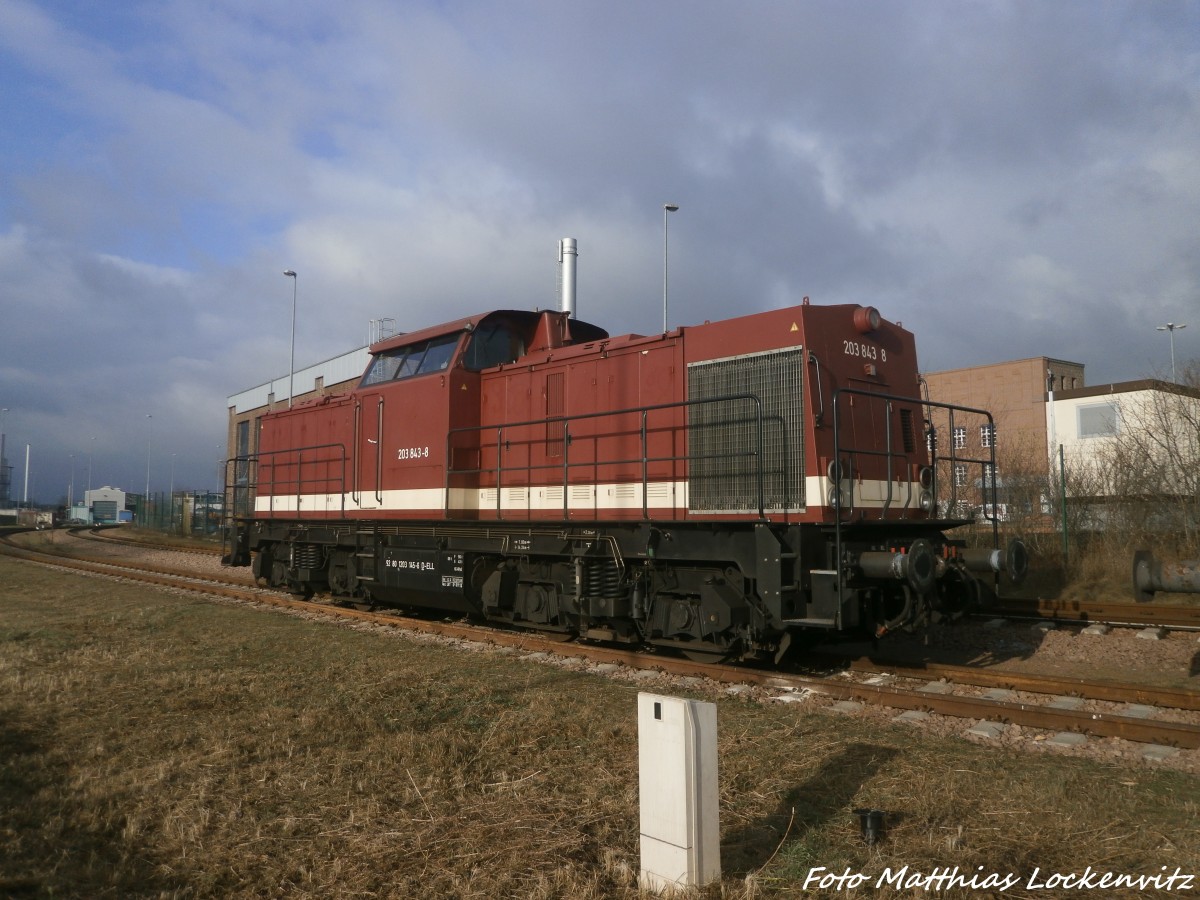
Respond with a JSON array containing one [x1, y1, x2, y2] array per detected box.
[[0, 0, 1196, 503]]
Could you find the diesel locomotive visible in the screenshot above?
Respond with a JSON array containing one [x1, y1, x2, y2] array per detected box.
[[225, 299, 1026, 662]]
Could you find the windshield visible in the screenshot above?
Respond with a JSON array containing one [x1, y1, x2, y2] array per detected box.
[[360, 332, 461, 387]]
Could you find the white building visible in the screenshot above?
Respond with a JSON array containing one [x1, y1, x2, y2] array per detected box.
[[1047, 379, 1200, 529], [85, 485, 131, 524]]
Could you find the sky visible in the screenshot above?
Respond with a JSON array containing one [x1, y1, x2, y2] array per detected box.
[[0, 0, 1197, 505]]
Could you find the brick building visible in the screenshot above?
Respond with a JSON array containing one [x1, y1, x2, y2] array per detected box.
[[923, 357, 1086, 460], [921, 357, 1084, 518]]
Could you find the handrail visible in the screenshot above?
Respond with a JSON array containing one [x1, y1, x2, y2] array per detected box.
[[375, 398, 385, 505], [225, 442, 349, 522], [808, 351, 825, 426], [351, 403, 361, 506], [445, 392, 770, 520], [831, 387, 1000, 590]]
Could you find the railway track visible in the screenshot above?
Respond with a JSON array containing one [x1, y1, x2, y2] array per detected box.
[[74, 525, 225, 556], [988, 596, 1200, 630], [5, 530, 1199, 752], [841, 656, 1200, 710]]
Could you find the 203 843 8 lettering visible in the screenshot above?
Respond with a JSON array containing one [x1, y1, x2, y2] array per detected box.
[[843, 339, 885, 362]]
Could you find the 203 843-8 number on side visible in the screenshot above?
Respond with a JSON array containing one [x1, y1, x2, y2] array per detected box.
[[844, 339, 885, 362]]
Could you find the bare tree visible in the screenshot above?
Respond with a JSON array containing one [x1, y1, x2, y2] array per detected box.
[[1069, 369, 1200, 558]]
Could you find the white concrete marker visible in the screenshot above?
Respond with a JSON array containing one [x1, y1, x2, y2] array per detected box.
[[637, 693, 720, 893]]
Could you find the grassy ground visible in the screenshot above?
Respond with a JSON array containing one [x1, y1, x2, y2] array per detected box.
[[2, 556, 1198, 899]]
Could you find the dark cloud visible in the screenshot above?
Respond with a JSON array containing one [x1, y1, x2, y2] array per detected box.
[[0, 0, 1195, 503]]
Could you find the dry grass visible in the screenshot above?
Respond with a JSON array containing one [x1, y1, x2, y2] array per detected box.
[[2, 555, 1198, 898]]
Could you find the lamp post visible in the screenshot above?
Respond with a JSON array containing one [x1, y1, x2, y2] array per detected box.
[[0, 408, 7, 506], [1156, 322, 1187, 383], [144, 414, 152, 501], [662, 204, 679, 333], [284, 269, 298, 407]]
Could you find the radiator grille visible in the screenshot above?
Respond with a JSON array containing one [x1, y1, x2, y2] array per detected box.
[[687, 348, 805, 512]]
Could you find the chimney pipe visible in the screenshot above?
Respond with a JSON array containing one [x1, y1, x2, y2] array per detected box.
[[558, 238, 577, 318]]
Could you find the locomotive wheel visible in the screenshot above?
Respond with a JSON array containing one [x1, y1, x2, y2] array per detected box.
[[271, 558, 313, 600], [680, 648, 731, 664], [650, 638, 733, 664], [287, 580, 315, 601], [530, 629, 575, 643]]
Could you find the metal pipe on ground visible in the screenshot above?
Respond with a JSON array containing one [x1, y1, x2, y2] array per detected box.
[[1133, 550, 1200, 602]]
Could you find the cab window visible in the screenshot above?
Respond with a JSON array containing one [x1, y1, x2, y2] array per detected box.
[[463, 322, 526, 370], [360, 333, 461, 386], [416, 333, 459, 374]]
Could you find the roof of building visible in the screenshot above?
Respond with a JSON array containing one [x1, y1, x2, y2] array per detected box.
[[924, 356, 1085, 378], [1054, 378, 1200, 401], [227, 346, 370, 413]]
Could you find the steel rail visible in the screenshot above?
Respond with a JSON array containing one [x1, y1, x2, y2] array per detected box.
[[989, 598, 1200, 630], [794, 677, 1200, 748], [75, 526, 225, 556], [842, 657, 1200, 711]]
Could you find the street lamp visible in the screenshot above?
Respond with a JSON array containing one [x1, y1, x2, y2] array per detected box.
[[144, 414, 153, 500], [0, 408, 7, 505], [284, 269, 298, 407], [1156, 322, 1187, 383], [662, 204, 679, 333]]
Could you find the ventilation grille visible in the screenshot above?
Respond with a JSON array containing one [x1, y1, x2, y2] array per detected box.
[[687, 348, 805, 512]]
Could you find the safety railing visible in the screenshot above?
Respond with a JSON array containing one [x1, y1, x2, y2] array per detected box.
[[223, 443, 349, 522], [445, 393, 777, 520], [830, 387, 1001, 576]]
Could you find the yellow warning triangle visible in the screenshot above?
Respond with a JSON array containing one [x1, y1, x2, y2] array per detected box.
[[790, 322, 799, 332]]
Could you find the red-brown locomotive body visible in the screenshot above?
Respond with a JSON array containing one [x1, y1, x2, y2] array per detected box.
[[227, 300, 1024, 661]]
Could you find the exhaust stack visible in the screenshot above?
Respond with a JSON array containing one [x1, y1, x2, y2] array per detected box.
[[558, 238, 577, 318]]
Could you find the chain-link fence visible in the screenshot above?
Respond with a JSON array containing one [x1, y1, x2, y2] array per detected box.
[[135, 490, 224, 537]]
